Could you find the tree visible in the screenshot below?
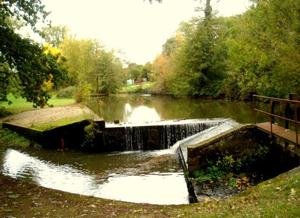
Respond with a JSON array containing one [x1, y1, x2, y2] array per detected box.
[[60, 37, 124, 96], [94, 51, 123, 95], [163, 0, 227, 97], [41, 25, 68, 47], [0, 0, 66, 107], [224, 0, 300, 98]]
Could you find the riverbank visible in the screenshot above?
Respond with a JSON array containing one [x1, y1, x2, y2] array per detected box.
[[0, 128, 299, 217], [119, 82, 155, 94], [0, 94, 75, 118], [0, 162, 299, 217], [2, 104, 99, 131]]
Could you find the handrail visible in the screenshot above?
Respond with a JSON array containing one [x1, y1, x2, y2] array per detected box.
[[254, 109, 300, 125], [253, 94, 300, 104], [253, 94, 299, 145]]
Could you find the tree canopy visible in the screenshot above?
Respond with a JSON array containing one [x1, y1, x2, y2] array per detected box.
[[151, 0, 300, 99], [59, 37, 124, 97], [0, 0, 66, 107]]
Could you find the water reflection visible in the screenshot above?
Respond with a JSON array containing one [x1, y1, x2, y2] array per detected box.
[[1, 149, 189, 205], [87, 94, 263, 123], [99, 173, 188, 205], [124, 103, 161, 123]]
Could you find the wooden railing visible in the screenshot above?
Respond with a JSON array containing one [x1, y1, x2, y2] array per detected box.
[[253, 94, 300, 145]]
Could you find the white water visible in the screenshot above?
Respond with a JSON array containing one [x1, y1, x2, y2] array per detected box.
[[107, 118, 227, 151]]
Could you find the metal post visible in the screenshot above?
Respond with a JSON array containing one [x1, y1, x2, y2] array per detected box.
[[296, 108, 299, 145], [253, 95, 257, 124], [270, 100, 274, 136], [285, 94, 293, 129]]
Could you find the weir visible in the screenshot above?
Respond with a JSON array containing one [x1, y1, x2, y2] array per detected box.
[[2, 108, 229, 152], [94, 119, 227, 152]]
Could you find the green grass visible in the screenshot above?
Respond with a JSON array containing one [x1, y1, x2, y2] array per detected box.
[[0, 94, 75, 115], [0, 128, 31, 148], [119, 82, 154, 93], [31, 114, 92, 131]]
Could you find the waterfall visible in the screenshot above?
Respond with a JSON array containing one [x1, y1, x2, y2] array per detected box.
[[116, 119, 226, 151]]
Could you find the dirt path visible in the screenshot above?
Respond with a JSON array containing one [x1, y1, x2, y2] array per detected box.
[[2, 104, 100, 129]]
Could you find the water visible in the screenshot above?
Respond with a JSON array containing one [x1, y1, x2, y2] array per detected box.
[[87, 94, 261, 123], [106, 119, 226, 151], [1, 95, 261, 204], [0, 148, 189, 205]]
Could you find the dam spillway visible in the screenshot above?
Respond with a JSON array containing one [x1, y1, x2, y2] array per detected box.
[[95, 119, 227, 152]]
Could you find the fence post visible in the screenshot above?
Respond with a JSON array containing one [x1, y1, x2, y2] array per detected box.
[[270, 100, 275, 135], [285, 94, 293, 129], [295, 108, 299, 145], [253, 95, 257, 124]]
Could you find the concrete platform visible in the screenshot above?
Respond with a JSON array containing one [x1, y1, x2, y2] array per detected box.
[[2, 104, 101, 131]]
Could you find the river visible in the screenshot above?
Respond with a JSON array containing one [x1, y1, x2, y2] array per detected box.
[[86, 94, 260, 123], [1, 95, 262, 205]]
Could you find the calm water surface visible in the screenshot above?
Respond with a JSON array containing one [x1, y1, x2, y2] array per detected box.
[[87, 94, 261, 123]]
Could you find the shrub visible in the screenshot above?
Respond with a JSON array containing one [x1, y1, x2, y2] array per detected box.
[[81, 122, 97, 150], [56, 86, 76, 98], [74, 83, 92, 103], [0, 106, 12, 118]]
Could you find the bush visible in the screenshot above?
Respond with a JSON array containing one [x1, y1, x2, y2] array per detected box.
[[56, 86, 76, 98], [0, 106, 12, 118], [81, 122, 101, 150], [74, 83, 92, 103]]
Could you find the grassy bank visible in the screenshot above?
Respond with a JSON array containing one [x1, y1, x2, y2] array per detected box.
[[0, 128, 299, 217], [119, 82, 154, 94], [0, 94, 75, 116]]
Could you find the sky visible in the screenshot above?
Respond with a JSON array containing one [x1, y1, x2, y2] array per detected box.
[[42, 0, 252, 64]]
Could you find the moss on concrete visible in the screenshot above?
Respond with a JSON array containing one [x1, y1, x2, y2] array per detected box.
[[30, 113, 93, 131]]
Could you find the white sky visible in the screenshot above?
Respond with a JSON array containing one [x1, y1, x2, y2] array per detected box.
[[42, 0, 252, 64]]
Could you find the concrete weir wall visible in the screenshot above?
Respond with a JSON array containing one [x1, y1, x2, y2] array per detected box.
[[185, 124, 300, 172], [95, 119, 225, 152], [3, 117, 226, 151], [186, 125, 266, 172]]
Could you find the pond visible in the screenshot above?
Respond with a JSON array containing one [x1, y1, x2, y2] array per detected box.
[[1, 95, 263, 205], [86, 94, 260, 123]]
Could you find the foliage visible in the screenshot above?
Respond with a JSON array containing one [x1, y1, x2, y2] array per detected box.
[[151, 1, 227, 97], [223, 0, 300, 98], [177, 15, 227, 96], [151, 0, 300, 99], [0, 106, 12, 118], [74, 82, 92, 103], [0, 128, 31, 148], [81, 122, 98, 150], [151, 33, 185, 94], [191, 144, 271, 191], [125, 63, 152, 83], [56, 86, 76, 98], [0, 93, 74, 115], [41, 25, 68, 47], [120, 82, 154, 94], [94, 51, 123, 95], [0, 0, 67, 107], [60, 37, 124, 95]]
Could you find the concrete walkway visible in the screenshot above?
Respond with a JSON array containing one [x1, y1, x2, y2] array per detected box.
[[2, 104, 100, 131]]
